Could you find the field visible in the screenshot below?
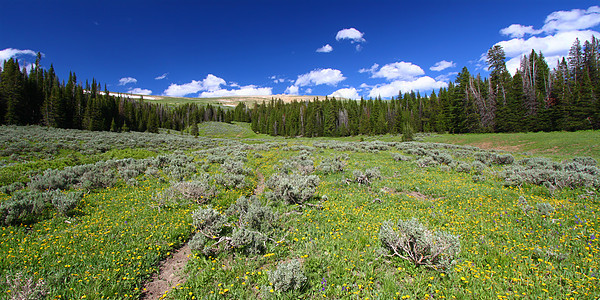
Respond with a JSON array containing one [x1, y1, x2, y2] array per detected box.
[[142, 95, 321, 108], [0, 124, 598, 299]]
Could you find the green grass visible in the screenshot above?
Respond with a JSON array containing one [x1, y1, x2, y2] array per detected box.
[[424, 130, 600, 161], [0, 127, 598, 299]]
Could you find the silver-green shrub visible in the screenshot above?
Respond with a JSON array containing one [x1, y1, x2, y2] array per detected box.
[[379, 218, 460, 271], [191, 207, 227, 238], [266, 173, 320, 204], [536, 202, 555, 216], [48, 190, 83, 215], [268, 260, 307, 292]]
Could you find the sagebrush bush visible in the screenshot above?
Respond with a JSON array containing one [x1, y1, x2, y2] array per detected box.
[[213, 173, 247, 190], [536, 202, 555, 216], [191, 207, 227, 238], [379, 218, 460, 271], [172, 179, 218, 204], [317, 155, 347, 174], [0, 182, 25, 195], [391, 153, 413, 162], [518, 196, 533, 214], [48, 190, 83, 215], [266, 173, 320, 204], [231, 227, 268, 254], [0, 191, 47, 226], [188, 232, 208, 251], [268, 260, 307, 292], [492, 153, 515, 165], [3, 272, 48, 300]]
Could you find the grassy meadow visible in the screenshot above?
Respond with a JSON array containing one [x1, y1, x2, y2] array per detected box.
[[0, 124, 598, 299]]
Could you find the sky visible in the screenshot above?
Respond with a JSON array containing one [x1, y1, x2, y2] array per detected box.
[[1, 0, 600, 100]]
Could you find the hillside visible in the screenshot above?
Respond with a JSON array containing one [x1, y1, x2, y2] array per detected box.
[[141, 94, 327, 107]]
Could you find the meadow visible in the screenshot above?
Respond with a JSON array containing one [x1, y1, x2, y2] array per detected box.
[[0, 124, 598, 299]]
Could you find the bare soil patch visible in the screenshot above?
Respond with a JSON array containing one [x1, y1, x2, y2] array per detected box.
[[254, 171, 265, 195], [141, 244, 191, 300]]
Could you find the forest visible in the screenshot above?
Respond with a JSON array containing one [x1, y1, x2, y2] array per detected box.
[[1, 37, 599, 136]]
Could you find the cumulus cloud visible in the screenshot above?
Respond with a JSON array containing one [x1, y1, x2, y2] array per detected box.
[[368, 77, 448, 98], [336, 28, 366, 43], [199, 85, 272, 97], [294, 68, 346, 87], [127, 88, 152, 95], [434, 72, 459, 83], [330, 88, 359, 100], [500, 24, 541, 38], [270, 75, 286, 83], [284, 85, 299, 95], [494, 6, 600, 74], [163, 74, 226, 97], [430, 60, 456, 72], [0, 48, 38, 63], [316, 44, 333, 53], [118, 77, 137, 85], [155, 73, 168, 80], [361, 62, 424, 81]]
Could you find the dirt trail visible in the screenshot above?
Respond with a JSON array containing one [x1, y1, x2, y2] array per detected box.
[[141, 244, 191, 299], [254, 170, 265, 195]]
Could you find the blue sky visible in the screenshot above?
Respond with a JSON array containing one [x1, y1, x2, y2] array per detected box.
[[2, 0, 600, 99]]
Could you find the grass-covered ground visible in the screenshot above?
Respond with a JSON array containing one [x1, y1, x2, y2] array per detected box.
[[0, 124, 598, 299]]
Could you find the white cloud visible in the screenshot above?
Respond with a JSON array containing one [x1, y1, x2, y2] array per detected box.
[[305, 88, 312, 94], [336, 28, 366, 43], [359, 63, 379, 74], [127, 88, 152, 95], [163, 74, 227, 97], [499, 30, 599, 74], [434, 72, 459, 83], [494, 6, 600, 74], [500, 24, 541, 38], [199, 85, 272, 97], [0, 48, 38, 63], [368, 77, 448, 98], [363, 61, 425, 81], [316, 44, 333, 53], [155, 73, 168, 80], [430, 60, 456, 72], [330, 88, 359, 100], [542, 6, 600, 33], [294, 68, 346, 86], [285, 85, 299, 95], [118, 77, 137, 85]]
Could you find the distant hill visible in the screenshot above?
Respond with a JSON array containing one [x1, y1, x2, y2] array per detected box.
[[119, 94, 329, 107]]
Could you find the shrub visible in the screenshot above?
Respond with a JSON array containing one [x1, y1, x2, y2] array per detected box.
[[518, 196, 533, 214], [536, 202, 555, 216], [379, 218, 460, 271], [231, 227, 268, 254], [350, 167, 381, 185], [3, 272, 48, 300], [317, 155, 347, 174], [268, 260, 307, 292], [49, 190, 83, 215], [471, 161, 486, 175], [213, 173, 247, 190], [227, 196, 275, 232], [0, 191, 47, 226], [266, 173, 320, 205], [172, 179, 218, 204], [572, 156, 597, 166], [188, 233, 208, 251], [455, 162, 471, 173], [391, 153, 413, 162], [472, 175, 486, 183], [191, 207, 227, 238], [492, 153, 515, 165], [416, 156, 437, 168], [432, 152, 453, 165], [0, 182, 25, 195]]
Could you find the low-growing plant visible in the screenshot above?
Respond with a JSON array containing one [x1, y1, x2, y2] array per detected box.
[[4, 272, 48, 300], [317, 155, 347, 174], [0, 182, 25, 195], [268, 260, 307, 292], [536, 202, 555, 216], [266, 173, 320, 204], [48, 190, 84, 215], [379, 218, 460, 271], [191, 207, 228, 238], [518, 196, 533, 214], [172, 178, 218, 204], [391, 153, 413, 162]]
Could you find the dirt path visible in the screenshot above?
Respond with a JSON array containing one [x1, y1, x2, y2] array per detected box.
[[141, 244, 191, 299], [254, 170, 265, 195]]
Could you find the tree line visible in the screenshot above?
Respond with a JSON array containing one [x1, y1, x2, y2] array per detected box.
[[1, 37, 599, 136]]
